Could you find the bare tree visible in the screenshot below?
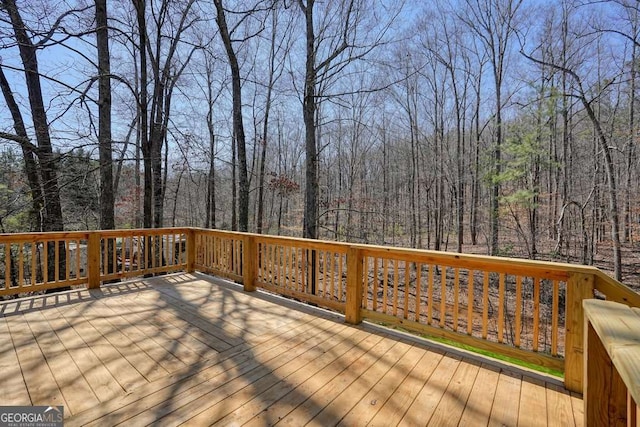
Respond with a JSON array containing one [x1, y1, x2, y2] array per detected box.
[[521, 11, 624, 279], [256, 5, 292, 234], [460, 0, 524, 255], [96, 0, 115, 233], [213, 0, 249, 232], [0, 0, 66, 236], [0, 67, 43, 232], [297, 0, 400, 239]]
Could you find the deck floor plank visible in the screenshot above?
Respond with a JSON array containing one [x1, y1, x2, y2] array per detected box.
[[307, 341, 413, 427], [39, 303, 125, 403], [82, 296, 187, 374], [192, 326, 366, 426], [518, 377, 548, 427], [153, 319, 349, 426], [96, 299, 207, 367], [23, 309, 100, 415], [458, 363, 501, 426], [546, 382, 576, 427], [397, 353, 462, 426], [105, 293, 234, 354], [211, 328, 375, 427], [242, 332, 386, 427], [76, 315, 329, 427], [571, 391, 584, 427], [274, 335, 400, 426], [0, 273, 582, 426], [4, 312, 69, 409], [58, 298, 170, 383], [488, 370, 522, 427], [427, 358, 482, 426], [366, 349, 446, 427], [54, 302, 149, 393], [0, 316, 31, 405], [337, 345, 426, 426]]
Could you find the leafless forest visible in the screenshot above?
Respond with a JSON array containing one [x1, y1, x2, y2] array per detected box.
[[1, 0, 639, 290]]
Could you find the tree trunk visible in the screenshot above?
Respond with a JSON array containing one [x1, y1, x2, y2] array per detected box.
[[96, 0, 114, 232], [231, 133, 237, 231], [257, 10, 279, 235], [625, 29, 637, 242], [206, 122, 216, 229], [300, 0, 319, 240], [0, 67, 43, 231], [3, 0, 64, 235], [582, 98, 623, 280], [134, 0, 152, 230], [213, 0, 249, 232]]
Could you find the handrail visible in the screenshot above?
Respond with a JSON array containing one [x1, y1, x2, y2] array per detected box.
[[583, 299, 640, 426], [1, 227, 639, 395]]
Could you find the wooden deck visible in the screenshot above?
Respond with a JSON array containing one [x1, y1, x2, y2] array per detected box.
[[0, 272, 583, 426]]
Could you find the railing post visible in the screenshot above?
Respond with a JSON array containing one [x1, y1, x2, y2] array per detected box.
[[345, 246, 363, 324], [583, 300, 637, 426], [564, 272, 595, 393], [87, 232, 101, 289], [243, 235, 256, 292], [186, 228, 196, 273]]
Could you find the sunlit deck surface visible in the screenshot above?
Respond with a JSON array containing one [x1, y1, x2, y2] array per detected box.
[[0, 273, 583, 426]]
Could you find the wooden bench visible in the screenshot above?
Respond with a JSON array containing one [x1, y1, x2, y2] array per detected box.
[[583, 299, 640, 426]]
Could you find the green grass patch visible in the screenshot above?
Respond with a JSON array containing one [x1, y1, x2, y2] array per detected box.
[[424, 334, 564, 378], [374, 321, 564, 378]]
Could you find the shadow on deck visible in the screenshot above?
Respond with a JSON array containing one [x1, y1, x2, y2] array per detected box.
[[0, 272, 583, 426]]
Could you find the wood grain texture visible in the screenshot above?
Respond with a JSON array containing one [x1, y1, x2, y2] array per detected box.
[[0, 272, 582, 426]]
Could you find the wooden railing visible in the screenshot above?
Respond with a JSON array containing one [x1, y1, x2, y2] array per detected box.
[[0, 228, 189, 294], [583, 300, 640, 426], [2, 227, 640, 395]]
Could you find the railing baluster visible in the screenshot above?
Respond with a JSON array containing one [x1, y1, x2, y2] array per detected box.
[[4, 244, 9, 289], [467, 270, 474, 335], [415, 263, 422, 322], [29, 242, 35, 285], [54, 240, 60, 282], [482, 271, 489, 339], [75, 240, 81, 278], [338, 253, 344, 301], [454, 268, 460, 332], [299, 247, 304, 291], [288, 246, 293, 290], [552, 279, 559, 357], [533, 277, 540, 353], [102, 238, 107, 275], [428, 264, 434, 326], [294, 247, 300, 291], [382, 258, 389, 313], [277, 244, 282, 286], [270, 244, 275, 285], [19, 243, 25, 287], [345, 246, 363, 324], [392, 260, 399, 316], [330, 251, 336, 300], [88, 232, 100, 289], [440, 266, 447, 328], [515, 276, 522, 348], [372, 257, 378, 311], [403, 261, 409, 319], [498, 273, 505, 343], [65, 239, 71, 281]]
